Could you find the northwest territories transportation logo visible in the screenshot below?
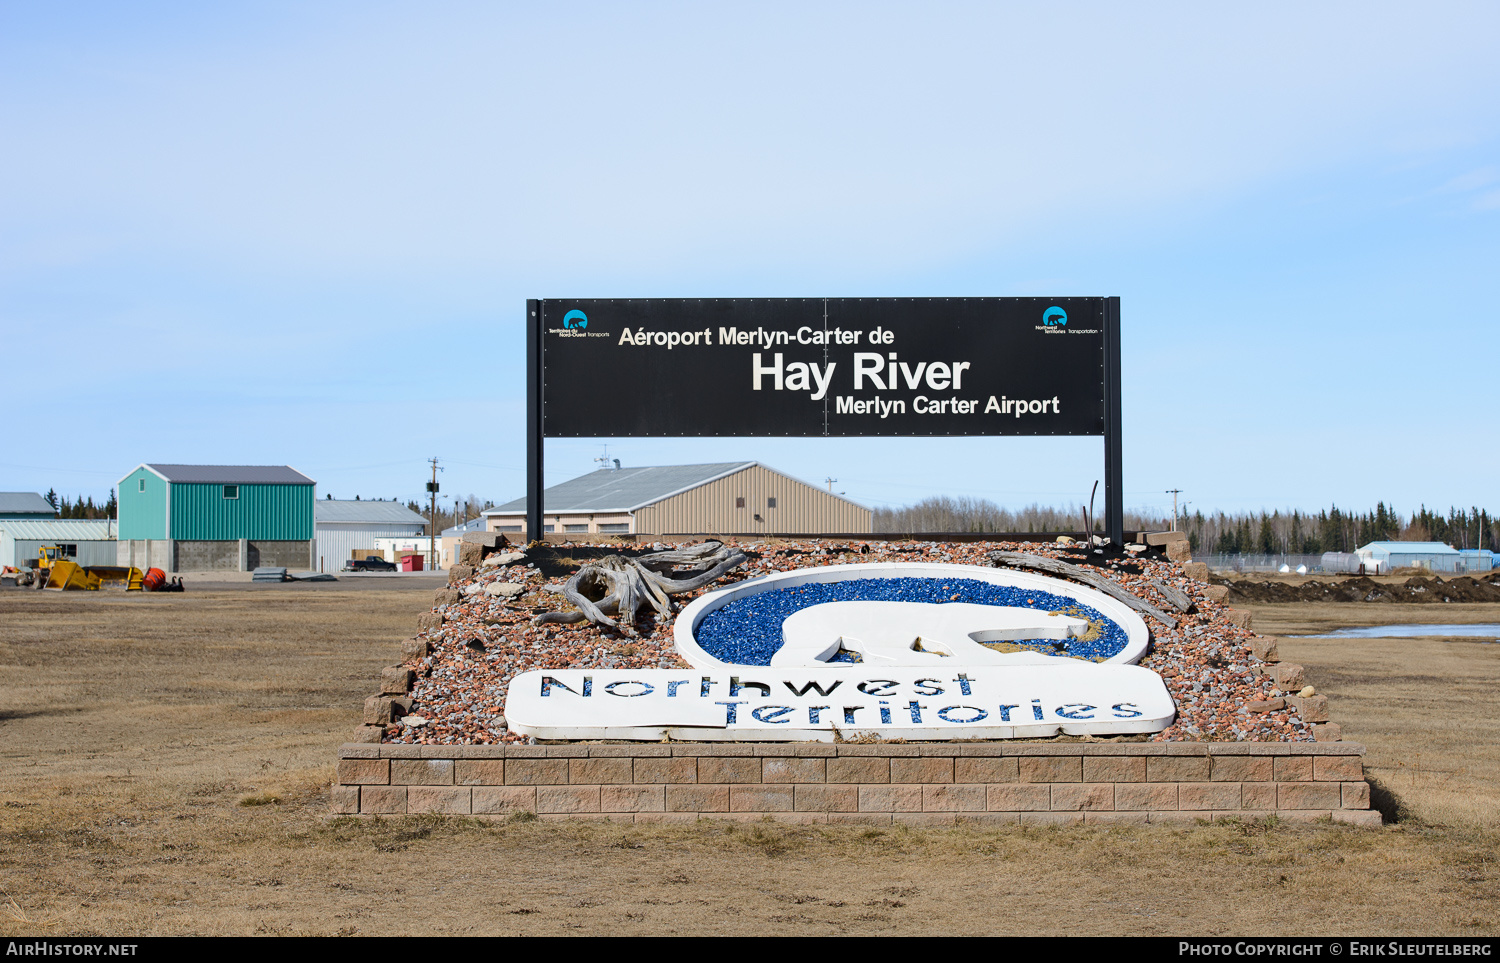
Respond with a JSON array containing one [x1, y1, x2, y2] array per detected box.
[[1043, 306, 1068, 326], [547, 308, 607, 338]]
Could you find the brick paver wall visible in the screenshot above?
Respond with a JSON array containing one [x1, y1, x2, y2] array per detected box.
[[333, 742, 1378, 827]]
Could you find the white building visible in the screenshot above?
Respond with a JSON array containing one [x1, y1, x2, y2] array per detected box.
[[313, 499, 427, 573], [0, 519, 118, 569], [1354, 540, 1460, 575]]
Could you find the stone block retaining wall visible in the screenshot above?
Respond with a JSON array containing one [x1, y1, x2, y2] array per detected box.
[[333, 742, 1378, 827]]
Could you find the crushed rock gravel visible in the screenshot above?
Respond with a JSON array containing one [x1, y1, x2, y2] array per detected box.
[[385, 539, 1314, 746]]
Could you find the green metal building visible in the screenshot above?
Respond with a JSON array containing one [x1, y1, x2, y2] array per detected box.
[[116, 464, 316, 572]]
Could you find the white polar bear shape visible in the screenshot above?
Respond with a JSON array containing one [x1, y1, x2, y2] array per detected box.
[[771, 601, 1094, 668]]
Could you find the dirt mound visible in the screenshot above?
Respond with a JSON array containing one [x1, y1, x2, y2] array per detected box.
[[1226, 573, 1500, 604]]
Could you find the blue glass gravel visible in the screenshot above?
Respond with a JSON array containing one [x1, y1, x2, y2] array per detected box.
[[695, 577, 1127, 667]]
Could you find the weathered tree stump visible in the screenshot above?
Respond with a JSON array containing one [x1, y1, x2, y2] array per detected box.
[[534, 541, 747, 635]]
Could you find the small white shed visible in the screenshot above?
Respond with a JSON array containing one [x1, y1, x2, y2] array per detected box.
[[0, 519, 118, 568], [1354, 541, 1461, 575], [313, 500, 426, 573]]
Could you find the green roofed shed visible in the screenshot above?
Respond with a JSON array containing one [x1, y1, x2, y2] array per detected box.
[[116, 464, 316, 572]]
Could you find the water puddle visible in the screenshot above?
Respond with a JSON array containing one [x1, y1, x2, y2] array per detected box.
[[1296, 624, 1500, 642]]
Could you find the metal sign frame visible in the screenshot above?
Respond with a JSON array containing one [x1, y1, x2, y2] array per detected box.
[[525, 297, 1123, 544]]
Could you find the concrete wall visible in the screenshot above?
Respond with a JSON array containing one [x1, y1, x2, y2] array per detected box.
[[248, 540, 314, 569], [333, 742, 1378, 826], [117, 538, 313, 572], [173, 540, 239, 572], [117, 539, 176, 571]]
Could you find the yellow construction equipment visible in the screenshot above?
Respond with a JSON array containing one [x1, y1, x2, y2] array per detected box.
[[9, 545, 68, 587], [38, 559, 146, 591], [39, 559, 97, 590], [30, 544, 68, 584], [87, 565, 145, 591], [27, 549, 147, 591], [5, 546, 165, 591]]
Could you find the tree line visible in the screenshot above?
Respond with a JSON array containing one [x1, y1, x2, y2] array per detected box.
[[41, 488, 118, 520], [872, 495, 1498, 554], [1182, 504, 1496, 555], [35, 487, 498, 533], [403, 494, 496, 534]]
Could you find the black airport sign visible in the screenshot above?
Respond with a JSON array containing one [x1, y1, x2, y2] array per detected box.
[[538, 298, 1108, 437]]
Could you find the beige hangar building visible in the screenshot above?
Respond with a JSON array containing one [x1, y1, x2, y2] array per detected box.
[[483, 462, 870, 537]]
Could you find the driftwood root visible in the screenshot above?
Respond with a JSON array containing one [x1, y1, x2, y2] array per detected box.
[[534, 541, 747, 635]]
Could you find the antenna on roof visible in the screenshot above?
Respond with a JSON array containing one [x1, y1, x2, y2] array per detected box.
[[594, 446, 621, 470]]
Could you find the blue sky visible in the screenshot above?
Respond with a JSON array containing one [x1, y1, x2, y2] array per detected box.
[[4, 1, 1497, 519]]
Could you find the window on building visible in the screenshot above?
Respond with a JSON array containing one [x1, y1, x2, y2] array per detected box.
[[735, 496, 745, 508], [223, 485, 239, 499], [767, 497, 777, 508], [564, 524, 589, 533], [497, 525, 522, 533], [598, 523, 629, 533], [61, 544, 77, 557], [138, 479, 146, 493], [543, 525, 554, 533]]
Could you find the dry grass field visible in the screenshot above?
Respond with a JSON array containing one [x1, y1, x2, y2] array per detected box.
[[1, 585, 1498, 937]]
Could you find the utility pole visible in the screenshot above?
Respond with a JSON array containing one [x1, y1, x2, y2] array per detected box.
[[1166, 489, 1183, 531], [825, 477, 837, 492], [427, 457, 443, 571]]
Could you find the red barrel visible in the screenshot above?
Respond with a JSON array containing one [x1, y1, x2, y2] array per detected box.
[[143, 568, 166, 591]]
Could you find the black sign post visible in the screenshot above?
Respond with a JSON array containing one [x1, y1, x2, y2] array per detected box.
[[1102, 297, 1123, 547], [526, 298, 545, 548], [525, 297, 1123, 544]]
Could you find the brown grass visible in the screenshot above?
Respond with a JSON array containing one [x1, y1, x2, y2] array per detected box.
[[1254, 602, 1500, 829], [0, 588, 1497, 936]]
